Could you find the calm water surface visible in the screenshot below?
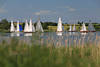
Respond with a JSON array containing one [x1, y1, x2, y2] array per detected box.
[[0, 32, 100, 45]]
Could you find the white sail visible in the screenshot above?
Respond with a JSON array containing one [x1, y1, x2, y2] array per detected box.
[[29, 19, 33, 32], [32, 23, 35, 32], [10, 21, 15, 32], [88, 23, 95, 31], [36, 19, 44, 32], [57, 17, 63, 32], [69, 25, 72, 31], [80, 23, 87, 31], [24, 20, 29, 32], [73, 24, 76, 31], [16, 21, 20, 32]]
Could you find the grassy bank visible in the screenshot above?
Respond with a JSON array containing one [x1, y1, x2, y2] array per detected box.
[[0, 38, 100, 67]]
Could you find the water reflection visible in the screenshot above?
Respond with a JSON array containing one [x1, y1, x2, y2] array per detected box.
[[10, 33, 15, 37], [0, 32, 100, 46], [16, 33, 20, 37], [24, 33, 32, 36], [56, 32, 62, 36], [11, 33, 21, 37], [81, 32, 87, 36]]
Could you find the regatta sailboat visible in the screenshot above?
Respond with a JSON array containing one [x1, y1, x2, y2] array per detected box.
[[16, 21, 20, 32], [24, 20, 29, 33], [57, 17, 63, 32], [80, 23, 88, 32], [29, 19, 33, 33], [10, 21, 15, 32], [68, 25, 72, 32], [73, 24, 76, 32], [32, 23, 35, 32], [29, 19, 36, 32], [36, 18, 44, 32], [88, 23, 96, 32]]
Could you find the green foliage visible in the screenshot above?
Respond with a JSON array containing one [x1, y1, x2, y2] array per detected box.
[[42, 22, 57, 29], [0, 19, 10, 32]]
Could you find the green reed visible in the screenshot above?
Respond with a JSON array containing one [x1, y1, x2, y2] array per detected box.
[[0, 37, 100, 67]]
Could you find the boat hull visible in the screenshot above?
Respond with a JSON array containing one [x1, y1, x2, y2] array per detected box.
[[89, 31, 96, 32], [56, 31, 63, 32], [23, 30, 35, 33], [68, 31, 77, 32], [80, 31, 89, 33]]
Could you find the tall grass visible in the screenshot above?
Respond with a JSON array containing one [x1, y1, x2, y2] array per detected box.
[[0, 36, 100, 67]]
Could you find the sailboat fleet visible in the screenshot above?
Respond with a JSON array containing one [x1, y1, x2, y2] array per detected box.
[[10, 17, 96, 33], [56, 17, 95, 32], [10, 18, 44, 33]]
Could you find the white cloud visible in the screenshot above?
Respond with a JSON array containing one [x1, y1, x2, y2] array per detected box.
[[68, 8, 76, 12], [58, 6, 76, 12], [34, 10, 51, 15], [0, 8, 7, 13], [34, 10, 57, 15]]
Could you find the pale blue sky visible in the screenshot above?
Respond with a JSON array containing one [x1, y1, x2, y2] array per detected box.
[[0, 0, 100, 23]]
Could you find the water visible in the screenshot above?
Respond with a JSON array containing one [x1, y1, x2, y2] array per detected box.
[[0, 32, 100, 46]]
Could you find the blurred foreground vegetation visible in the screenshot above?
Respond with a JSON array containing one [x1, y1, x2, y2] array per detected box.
[[0, 38, 100, 67]]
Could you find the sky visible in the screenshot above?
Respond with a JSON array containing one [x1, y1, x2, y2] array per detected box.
[[0, 0, 100, 23]]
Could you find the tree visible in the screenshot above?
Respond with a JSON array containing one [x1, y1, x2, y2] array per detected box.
[[0, 19, 10, 30]]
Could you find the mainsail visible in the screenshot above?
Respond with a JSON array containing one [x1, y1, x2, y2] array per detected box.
[[29, 19, 33, 32], [80, 23, 87, 31], [10, 21, 15, 32], [24, 20, 29, 32], [32, 23, 35, 32], [36, 18, 44, 32], [73, 24, 76, 31], [69, 25, 72, 32], [57, 17, 63, 32], [88, 23, 95, 32], [16, 21, 20, 32]]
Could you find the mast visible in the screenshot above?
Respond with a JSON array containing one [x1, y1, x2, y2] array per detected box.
[[10, 20, 15, 32], [57, 17, 63, 32]]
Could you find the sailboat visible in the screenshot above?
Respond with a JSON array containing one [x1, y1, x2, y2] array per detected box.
[[36, 18, 44, 32], [80, 23, 88, 33], [10, 21, 15, 32], [16, 21, 20, 32], [88, 23, 96, 32], [73, 24, 76, 32], [57, 17, 63, 32], [28, 19, 33, 33], [32, 23, 35, 32], [24, 20, 29, 33], [68, 25, 72, 32]]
